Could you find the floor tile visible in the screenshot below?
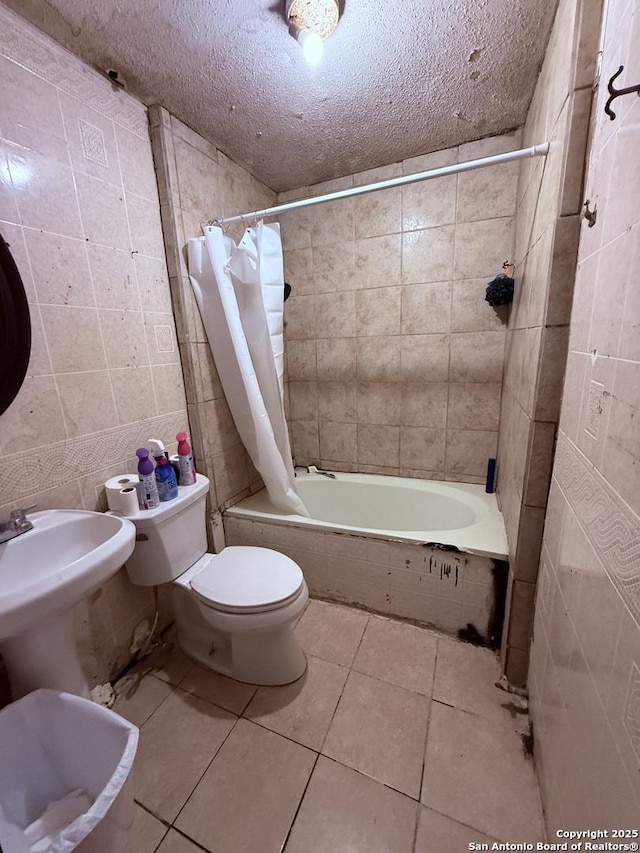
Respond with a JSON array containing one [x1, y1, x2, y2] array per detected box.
[[179, 662, 258, 715], [414, 806, 495, 852], [284, 756, 417, 853], [113, 673, 173, 727], [175, 718, 316, 853], [131, 803, 168, 853], [156, 829, 206, 852], [135, 688, 236, 822], [352, 615, 438, 695], [295, 599, 369, 666], [323, 670, 430, 797], [421, 702, 544, 841], [244, 655, 349, 750], [433, 637, 515, 722]]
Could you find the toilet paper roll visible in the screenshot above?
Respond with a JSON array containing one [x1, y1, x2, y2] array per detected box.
[[105, 475, 140, 513], [118, 486, 139, 517]]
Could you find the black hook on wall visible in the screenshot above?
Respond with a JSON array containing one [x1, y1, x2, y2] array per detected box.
[[604, 65, 640, 121]]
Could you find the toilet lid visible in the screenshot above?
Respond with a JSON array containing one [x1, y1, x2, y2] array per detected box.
[[190, 546, 304, 613]]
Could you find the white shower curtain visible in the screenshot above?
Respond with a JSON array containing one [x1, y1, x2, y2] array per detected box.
[[188, 222, 308, 516]]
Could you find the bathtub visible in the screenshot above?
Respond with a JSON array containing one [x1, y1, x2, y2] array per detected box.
[[224, 471, 509, 645]]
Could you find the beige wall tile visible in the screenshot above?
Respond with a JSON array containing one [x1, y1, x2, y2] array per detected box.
[[356, 286, 401, 336], [25, 230, 95, 307], [57, 370, 117, 437], [401, 282, 452, 334], [283, 247, 314, 295], [457, 160, 519, 223], [402, 175, 457, 231], [454, 217, 515, 280], [8, 145, 82, 237], [400, 427, 446, 471], [354, 234, 401, 290], [400, 335, 450, 382], [445, 429, 498, 476], [284, 294, 316, 339], [41, 304, 107, 372], [525, 421, 556, 507], [292, 420, 319, 460], [0, 374, 67, 454], [316, 291, 356, 338], [402, 226, 455, 283], [357, 381, 402, 425], [311, 198, 354, 246], [76, 173, 131, 251], [450, 331, 505, 382], [287, 339, 317, 380], [447, 383, 501, 431], [101, 309, 149, 369], [110, 365, 158, 425], [313, 242, 354, 293], [401, 383, 449, 428], [358, 423, 400, 466], [317, 337, 356, 381], [534, 326, 570, 421], [318, 381, 357, 422], [356, 336, 401, 381], [354, 186, 402, 239], [319, 421, 357, 463], [289, 381, 318, 421]]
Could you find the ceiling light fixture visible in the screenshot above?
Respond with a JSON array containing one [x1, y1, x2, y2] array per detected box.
[[286, 0, 340, 66]]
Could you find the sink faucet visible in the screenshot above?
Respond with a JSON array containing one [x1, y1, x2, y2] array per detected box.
[[306, 465, 336, 479], [0, 506, 36, 544]]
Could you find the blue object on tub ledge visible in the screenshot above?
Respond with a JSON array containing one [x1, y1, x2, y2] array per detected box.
[[485, 458, 496, 493]]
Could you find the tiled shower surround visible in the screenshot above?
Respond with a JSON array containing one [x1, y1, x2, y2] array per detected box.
[[225, 517, 502, 645], [278, 132, 520, 484], [496, 0, 601, 686]]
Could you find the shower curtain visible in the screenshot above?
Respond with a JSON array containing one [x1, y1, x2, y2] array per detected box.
[[188, 222, 308, 516]]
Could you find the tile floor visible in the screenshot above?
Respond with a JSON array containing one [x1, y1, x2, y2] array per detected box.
[[115, 598, 544, 853]]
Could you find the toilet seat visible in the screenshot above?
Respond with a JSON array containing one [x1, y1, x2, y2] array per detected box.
[[189, 546, 304, 614]]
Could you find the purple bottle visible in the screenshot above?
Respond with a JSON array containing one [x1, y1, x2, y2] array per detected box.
[[136, 447, 160, 509]]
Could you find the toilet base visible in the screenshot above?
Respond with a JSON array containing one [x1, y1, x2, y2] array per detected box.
[[171, 581, 308, 686]]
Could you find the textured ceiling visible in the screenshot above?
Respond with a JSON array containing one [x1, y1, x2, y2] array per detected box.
[[4, 0, 558, 191]]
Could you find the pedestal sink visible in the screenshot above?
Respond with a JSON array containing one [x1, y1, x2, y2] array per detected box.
[[0, 509, 136, 699]]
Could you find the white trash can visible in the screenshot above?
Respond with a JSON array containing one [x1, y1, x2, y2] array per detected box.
[[0, 689, 138, 853]]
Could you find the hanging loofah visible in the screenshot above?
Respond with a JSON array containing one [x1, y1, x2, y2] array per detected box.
[[485, 262, 515, 307]]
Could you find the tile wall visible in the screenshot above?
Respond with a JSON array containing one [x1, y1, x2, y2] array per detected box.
[[496, 0, 602, 685], [0, 4, 187, 690], [149, 106, 275, 516], [530, 0, 640, 829], [278, 133, 519, 484]]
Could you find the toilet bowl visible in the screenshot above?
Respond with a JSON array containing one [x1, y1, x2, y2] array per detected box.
[[124, 475, 308, 685]]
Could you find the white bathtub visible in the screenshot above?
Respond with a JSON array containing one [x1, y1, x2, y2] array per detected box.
[[226, 471, 508, 560]]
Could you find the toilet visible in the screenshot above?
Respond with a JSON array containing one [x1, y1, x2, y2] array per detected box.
[[124, 474, 308, 685]]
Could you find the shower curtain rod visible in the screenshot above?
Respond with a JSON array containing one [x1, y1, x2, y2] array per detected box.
[[207, 143, 549, 228]]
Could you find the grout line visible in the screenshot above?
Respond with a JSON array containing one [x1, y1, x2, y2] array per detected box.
[[280, 751, 321, 852]]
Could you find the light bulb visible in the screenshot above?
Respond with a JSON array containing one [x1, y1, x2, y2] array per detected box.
[[298, 29, 324, 66]]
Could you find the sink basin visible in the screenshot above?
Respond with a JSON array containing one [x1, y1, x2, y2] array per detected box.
[[0, 509, 136, 699]]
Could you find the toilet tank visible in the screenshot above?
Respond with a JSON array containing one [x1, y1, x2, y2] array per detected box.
[[124, 474, 210, 586]]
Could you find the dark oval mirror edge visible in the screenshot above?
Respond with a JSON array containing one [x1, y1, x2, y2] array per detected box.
[[0, 231, 31, 417]]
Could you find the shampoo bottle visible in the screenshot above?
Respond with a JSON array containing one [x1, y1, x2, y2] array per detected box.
[[176, 431, 196, 486], [136, 447, 160, 509], [155, 457, 179, 501]]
